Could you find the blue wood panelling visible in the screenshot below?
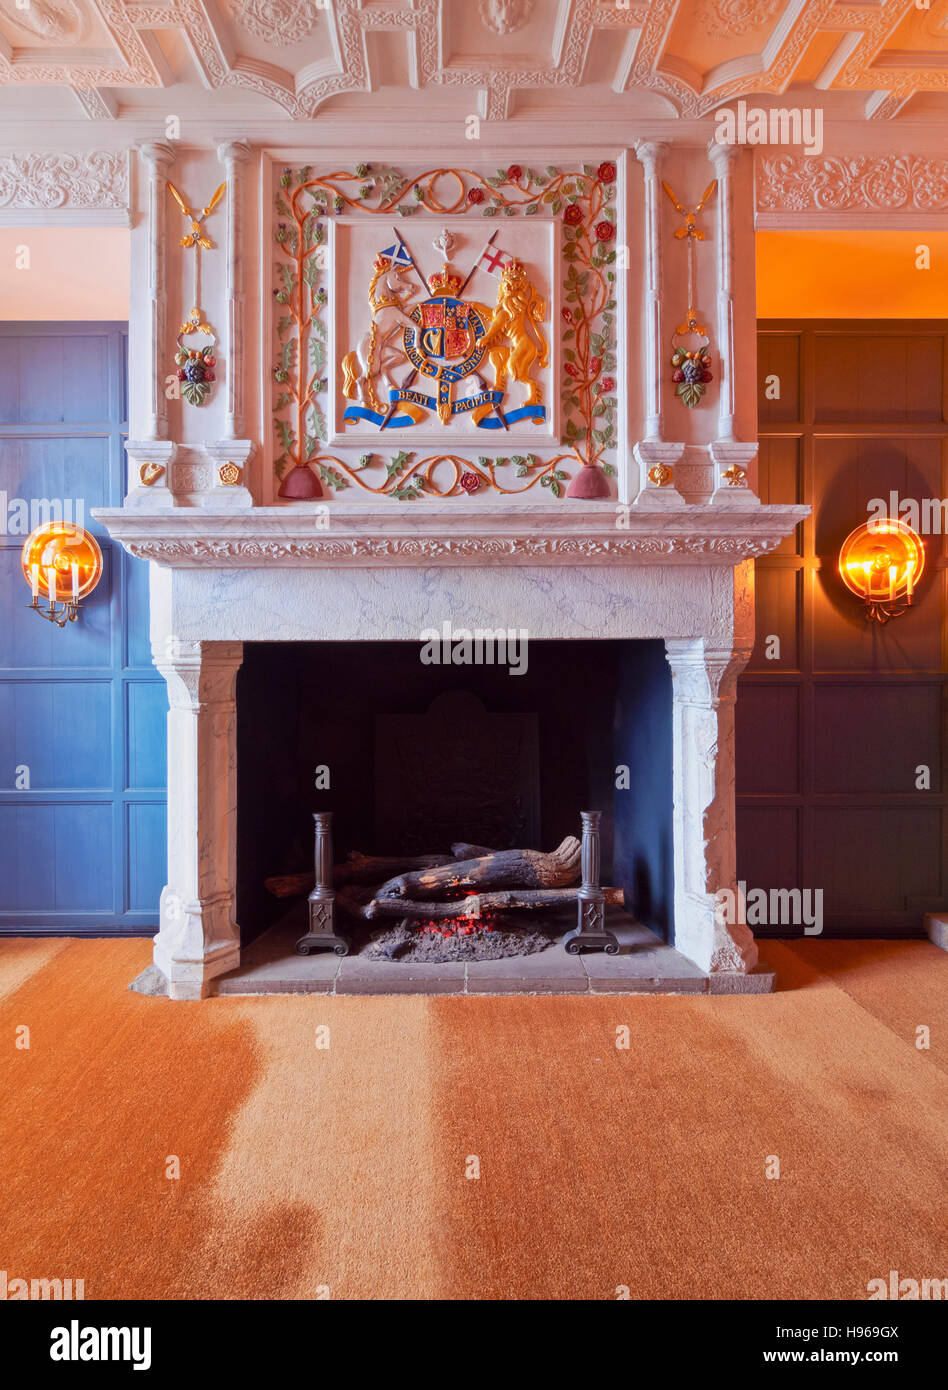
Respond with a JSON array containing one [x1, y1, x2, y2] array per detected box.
[[0, 322, 166, 933]]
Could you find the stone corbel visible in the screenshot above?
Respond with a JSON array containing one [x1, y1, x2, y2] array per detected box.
[[125, 440, 178, 511], [199, 441, 255, 511], [664, 636, 759, 977], [151, 638, 244, 999], [708, 441, 761, 509]]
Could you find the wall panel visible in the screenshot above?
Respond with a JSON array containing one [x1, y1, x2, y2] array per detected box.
[[739, 320, 948, 936], [0, 323, 166, 933]]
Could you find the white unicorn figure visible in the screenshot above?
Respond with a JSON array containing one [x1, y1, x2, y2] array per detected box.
[[342, 256, 423, 418]]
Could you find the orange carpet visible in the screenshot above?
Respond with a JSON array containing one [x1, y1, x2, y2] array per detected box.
[[0, 936, 945, 1300]]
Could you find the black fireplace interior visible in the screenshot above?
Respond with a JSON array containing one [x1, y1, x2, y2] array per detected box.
[[236, 639, 674, 947]]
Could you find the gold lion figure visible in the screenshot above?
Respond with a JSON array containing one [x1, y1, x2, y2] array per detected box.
[[474, 259, 548, 423]]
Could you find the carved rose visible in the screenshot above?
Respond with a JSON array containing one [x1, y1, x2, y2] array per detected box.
[[563, 204, 583, 226], [460, 472, 481, 494], [594, 220, 615, 242]]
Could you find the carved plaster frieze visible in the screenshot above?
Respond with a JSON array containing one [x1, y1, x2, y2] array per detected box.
[[0, 150, 129, 214], [756, 153, 948, 214], [100, 523, 806, 568]]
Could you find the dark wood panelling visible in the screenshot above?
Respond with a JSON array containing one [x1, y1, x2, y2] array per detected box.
[[813, 332, 945, 423], [736, 806, 800, 892], [747, 568, 801, 670], [812, 684, 942, 793], [736, 685, 800, 794], [758, 333, 802, 423], [739, 320, 948, 937]]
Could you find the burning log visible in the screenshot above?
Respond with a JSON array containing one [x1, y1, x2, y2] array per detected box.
[[374, 836, 583, 902], [450, 842, 494, 860], [363, 884, 623, 922], [266, 851, 454, 899]]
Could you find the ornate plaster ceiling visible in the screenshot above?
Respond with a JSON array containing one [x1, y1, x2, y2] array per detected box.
[[0, 0, 944, 122]]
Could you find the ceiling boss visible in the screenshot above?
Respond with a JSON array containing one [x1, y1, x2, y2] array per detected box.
[[342, 227, 548, 432]]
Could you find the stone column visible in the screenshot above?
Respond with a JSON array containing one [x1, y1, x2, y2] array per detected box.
[[707, 140, 760, 506], [664, 635, 758, 976], [127, 141, 177, 511], [708, 139, 738, 444], [202, 139, 254, 510], [633, 140, 686, 508], [152, 639, 243, 999]]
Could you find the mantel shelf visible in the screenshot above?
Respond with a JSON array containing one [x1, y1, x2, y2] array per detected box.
[[92, 504, 808, 568]]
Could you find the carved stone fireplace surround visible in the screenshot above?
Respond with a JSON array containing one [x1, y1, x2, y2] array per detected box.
[[97, 500, 805, 998]]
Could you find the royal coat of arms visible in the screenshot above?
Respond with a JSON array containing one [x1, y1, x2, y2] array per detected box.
[[342, 230, 549, 432]]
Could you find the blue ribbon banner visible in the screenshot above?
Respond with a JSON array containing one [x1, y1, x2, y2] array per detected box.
[[343, 387, 547, 430]]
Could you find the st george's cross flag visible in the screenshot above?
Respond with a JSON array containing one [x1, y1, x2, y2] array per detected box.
[[478, 243, 514, 276]]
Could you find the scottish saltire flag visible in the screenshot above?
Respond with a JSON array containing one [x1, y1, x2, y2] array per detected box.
[[479, 243, 513, 275], [380, 239, 414, 269]]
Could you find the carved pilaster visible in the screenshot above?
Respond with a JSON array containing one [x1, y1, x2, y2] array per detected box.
[[216, 140, 253, 441], [151, 639, 244, 999], [664, 636, 758, 975], [634, 141, 687, 508], [138, 142, 176, 443], [634, 140, 667, 442], [195, 140, 256, 510], [707, 140, 738, 444]]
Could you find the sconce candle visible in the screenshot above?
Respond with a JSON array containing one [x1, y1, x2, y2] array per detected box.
[[20, 522, 103, 629], [839, 519, 924, 625]]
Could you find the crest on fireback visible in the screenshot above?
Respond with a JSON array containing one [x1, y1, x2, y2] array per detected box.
[[341, 229, 549, 431]]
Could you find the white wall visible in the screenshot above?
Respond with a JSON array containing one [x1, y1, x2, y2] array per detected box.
[[0, 227, 129, 319]]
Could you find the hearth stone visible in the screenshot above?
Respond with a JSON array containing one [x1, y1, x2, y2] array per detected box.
[[204, 905, 777, 996]]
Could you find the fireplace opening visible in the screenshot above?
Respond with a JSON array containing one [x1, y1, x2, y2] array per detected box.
[[236, 639, 674, 958]]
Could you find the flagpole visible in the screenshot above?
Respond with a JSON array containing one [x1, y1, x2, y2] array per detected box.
[[391, 226, 432, 296], [459, 230, 508, 430]]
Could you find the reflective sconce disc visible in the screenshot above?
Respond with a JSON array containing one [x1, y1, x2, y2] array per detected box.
[[20, 522, 104, 603]]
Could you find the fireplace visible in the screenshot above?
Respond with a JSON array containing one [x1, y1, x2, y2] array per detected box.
[[235, 638, 674, 958], [95, 501, 805, 996]]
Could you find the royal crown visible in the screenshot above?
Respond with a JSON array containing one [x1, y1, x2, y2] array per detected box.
[[429, 263, 463, 295]]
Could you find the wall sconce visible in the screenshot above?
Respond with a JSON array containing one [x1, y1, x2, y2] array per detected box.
[[839, 519, 924, 624], [20, 522, 103, 628]]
